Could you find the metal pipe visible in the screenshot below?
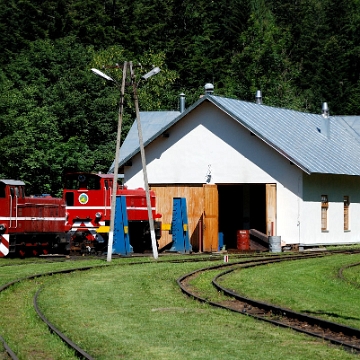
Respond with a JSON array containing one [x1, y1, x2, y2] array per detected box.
[[255, 90, 262, 104], [179, 93, 185, 112]]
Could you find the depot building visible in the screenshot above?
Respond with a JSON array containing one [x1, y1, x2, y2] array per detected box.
[[110, 89, 360, 252]]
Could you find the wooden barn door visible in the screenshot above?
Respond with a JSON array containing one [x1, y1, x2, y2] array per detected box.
[[266, 184, 277, 236], [203, 184, 218, 252]]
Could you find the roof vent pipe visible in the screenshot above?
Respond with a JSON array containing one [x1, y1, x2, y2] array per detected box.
[[204, 83, 214, 95], [255, 90, 262, 104], [322, 102, 329, 118], [179, 93, 186, 113]]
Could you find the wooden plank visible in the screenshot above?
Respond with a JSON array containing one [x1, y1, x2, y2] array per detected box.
[[203, 184, 218, 252], [266, 184, 277, 236], [150, 185, 204, 251]]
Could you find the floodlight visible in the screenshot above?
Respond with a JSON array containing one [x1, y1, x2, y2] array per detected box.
[[91, 68, 115, 82], [141, 67, 161, 80]]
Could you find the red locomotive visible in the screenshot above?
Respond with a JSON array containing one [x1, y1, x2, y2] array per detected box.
[[0, 173, 162, 257], [63, 172, 162, 254], [0, 179, 70, 257]]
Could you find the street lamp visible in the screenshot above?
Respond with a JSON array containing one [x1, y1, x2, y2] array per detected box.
[[91, 63, 127, 262], [91, 63, 160, 261]]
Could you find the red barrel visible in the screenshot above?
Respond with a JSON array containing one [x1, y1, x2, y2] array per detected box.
[[237, 230, 250, 251]]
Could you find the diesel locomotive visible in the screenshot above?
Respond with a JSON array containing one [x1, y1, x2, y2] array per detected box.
[[63, 172, 162, 254], [0, 173, 162, 257]]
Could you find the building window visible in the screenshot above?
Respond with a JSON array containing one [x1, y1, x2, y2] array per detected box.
[[344, 196, 350, 231], [321, 195, 328, 231]]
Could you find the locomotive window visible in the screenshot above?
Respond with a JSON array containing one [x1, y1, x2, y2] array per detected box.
[[105, 180, 109, 190], [10, 187, 14, 197], [15, 187, 19, 197], [0, 184, 5, 198], [64, 174, 101, 190], [87, 176, 101, 190], [65, 178, 79, 190]]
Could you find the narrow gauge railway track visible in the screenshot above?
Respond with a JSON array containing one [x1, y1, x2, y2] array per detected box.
[[34, 286, 95, 360], [0, 250, 358, 358], [0, 264, 102, 360], [178, 251, 360, 354], [0, 253, 235, 359], [338, 262, 360, 289]]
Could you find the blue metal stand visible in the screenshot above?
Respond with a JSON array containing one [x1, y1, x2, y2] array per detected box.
[[169, 197, 192, 253], [113, 195, 133, 255]]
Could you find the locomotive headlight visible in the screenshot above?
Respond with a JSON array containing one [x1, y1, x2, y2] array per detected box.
[[0, 224, 6, 232], [95, 212, 102, 220]]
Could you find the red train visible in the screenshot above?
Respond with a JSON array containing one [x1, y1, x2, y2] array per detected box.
[[0, 173, 162, 257], [63, 172, 162, 254], [0, 179, 70, 257]]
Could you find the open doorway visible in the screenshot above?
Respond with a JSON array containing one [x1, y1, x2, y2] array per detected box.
[[218, 184, 266, 249]]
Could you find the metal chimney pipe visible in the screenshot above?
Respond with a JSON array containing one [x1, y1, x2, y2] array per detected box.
[[179, 93, 186, 112], [255, 90, 262, 104], [322, 102, 329, 118]]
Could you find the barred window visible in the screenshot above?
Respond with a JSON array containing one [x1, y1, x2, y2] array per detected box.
[[344, 196, 350, 231], [321, 195, 328, 231]]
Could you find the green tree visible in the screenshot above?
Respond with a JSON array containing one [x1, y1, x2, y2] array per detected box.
[[0, 37, 115, 194], [225, 0, 304, 109], [0, 37, 180, 194]]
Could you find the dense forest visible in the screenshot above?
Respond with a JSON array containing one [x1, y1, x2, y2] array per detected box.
[[1, 0, 360, 195]]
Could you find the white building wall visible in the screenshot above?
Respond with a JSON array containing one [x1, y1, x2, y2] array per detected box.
[[124, 103, 304, 245], [300, 174, 360, 245], [123, 102, 360, 246]]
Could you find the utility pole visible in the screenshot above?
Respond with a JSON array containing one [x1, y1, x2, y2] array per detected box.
[[92, 62, 160, 261], [129, 62, 159, 260]]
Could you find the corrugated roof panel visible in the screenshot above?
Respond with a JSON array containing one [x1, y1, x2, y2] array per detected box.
[[210, 96, 360, 175]]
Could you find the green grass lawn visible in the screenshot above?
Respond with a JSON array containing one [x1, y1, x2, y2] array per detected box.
[[0, 254, 358, 359]]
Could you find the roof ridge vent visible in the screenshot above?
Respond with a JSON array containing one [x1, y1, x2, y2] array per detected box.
[[255, 90, 262, 104], [204, 83, 214, 95], [322, 102, 329, 118]]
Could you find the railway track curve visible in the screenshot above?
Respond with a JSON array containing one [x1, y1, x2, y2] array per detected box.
[[0, 250, 359, 358], [0, 253, 231, 358], [178, 251, 360, 354], [0, 263, 104, 359], [339, 262, 360, 289]]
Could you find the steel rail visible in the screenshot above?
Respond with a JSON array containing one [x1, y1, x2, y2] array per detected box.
[[178, 251, 360, 353], [34, 287, 95, 360], [338, 261, 360, 288], [0, 253, 228, 358], [213, 264, 360, 352], [0, 265, 104, 359]]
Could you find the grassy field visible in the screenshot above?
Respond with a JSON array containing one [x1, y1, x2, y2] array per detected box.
[[0, 253, 359, 359]]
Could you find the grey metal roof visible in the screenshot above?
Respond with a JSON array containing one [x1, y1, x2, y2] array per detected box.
[[0, 180, 25, 186], [110, 95, 360, 176], [108, 111, 180, 173], [210, 96, 360, 175]]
